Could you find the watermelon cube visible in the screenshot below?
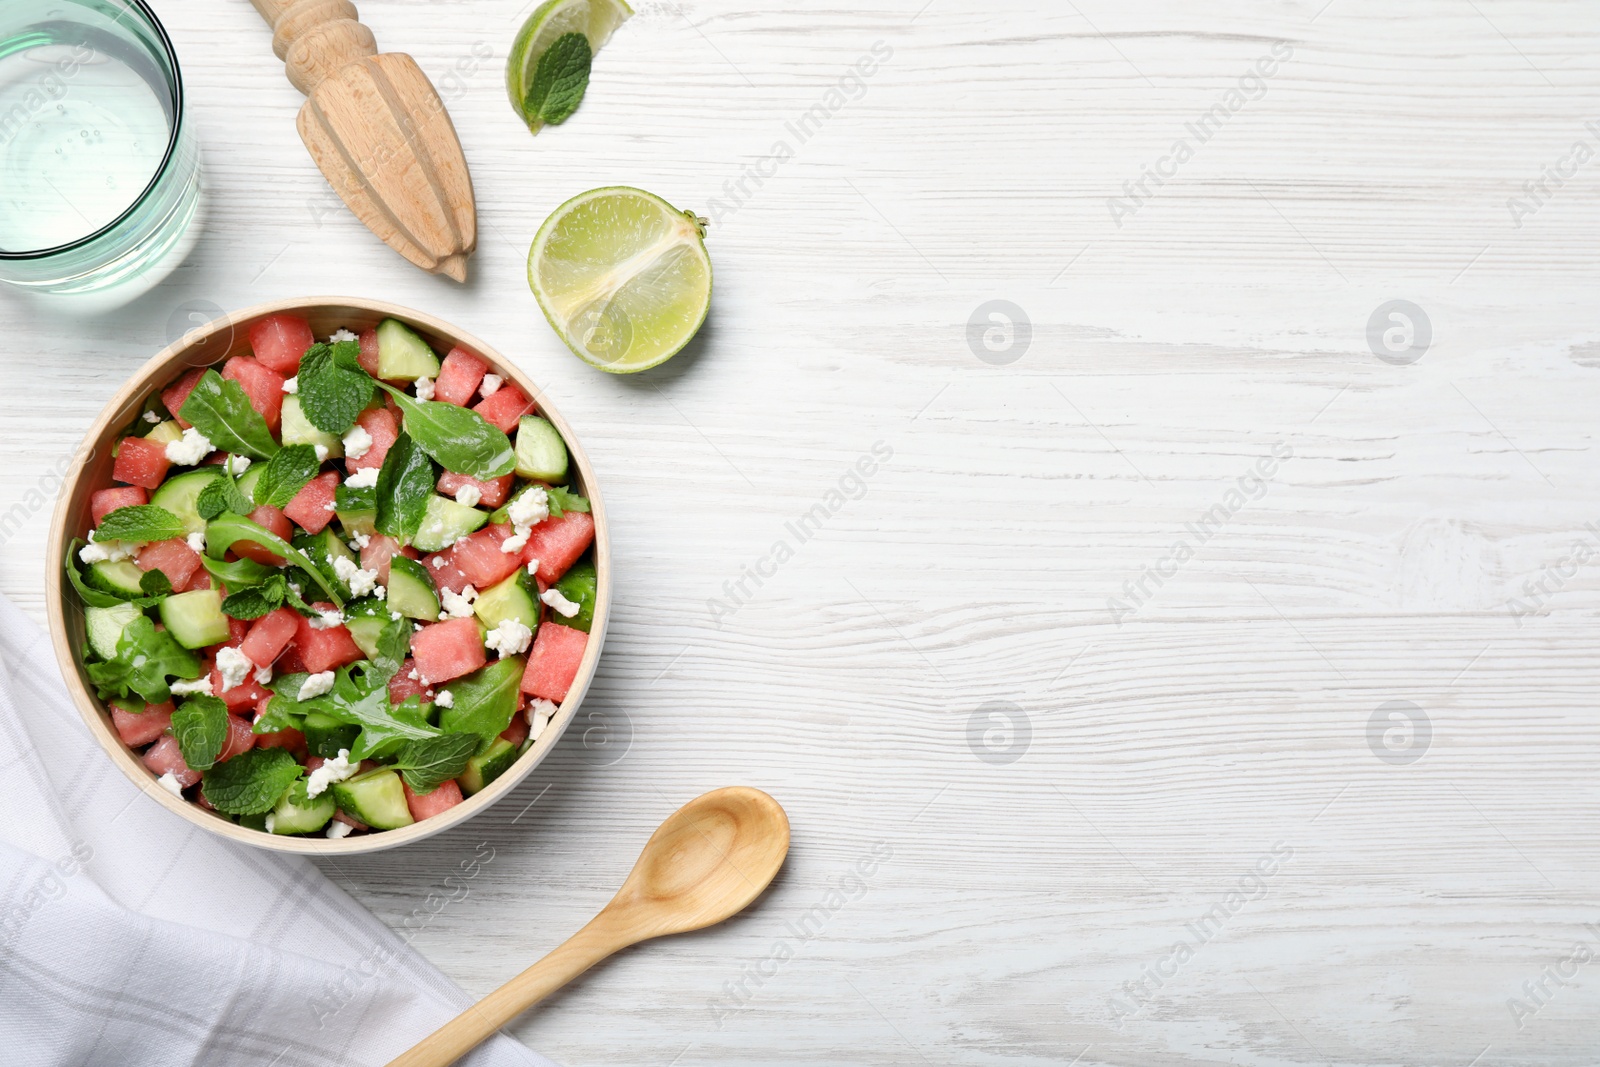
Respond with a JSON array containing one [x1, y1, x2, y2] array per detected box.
[[523, 511, 595, 585], [112, 700, 174, 748], [222, 356, 286, 433], [387, 657, 434, 705], [112, 436, 171, 489], [233, 505, 292, 566], [361, 534, 417, 584], [284, 471, 340, 535], [357, 328, 381, 378], [520, 623, 587, 702], [294, 605, 365, 673], [142, 735, 200, 787], [182, 569, 212, 592], [209, 662, 269, 712], [92, 486, 147, 525], [217, 714, 256, 762], [410, 617, 486, 685], [136, 538, 203, 590], [254, 725, 306, 757], [403, 778, 464, 821], [437, 470, 514, 509], [471, 385, 535, 433], [241, 606, 300, 667], [345, 407, 399, 472], [421, 548, 472, 595], [499, 713, 529, 747], [161, 367, 206, 429], [433, 348, 488, 406], [451, 525, 521, 589], [248, 313, 315, 375]]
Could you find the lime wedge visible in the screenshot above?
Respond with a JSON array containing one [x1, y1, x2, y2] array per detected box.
[[507, 0, 632, 133], [528, 187, 712, 374]]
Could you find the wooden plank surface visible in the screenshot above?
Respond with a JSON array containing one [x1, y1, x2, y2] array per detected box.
[[4, 1, 1600, 1063]]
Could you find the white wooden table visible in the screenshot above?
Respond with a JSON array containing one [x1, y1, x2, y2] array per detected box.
[[5, 1, 1600, 1063]]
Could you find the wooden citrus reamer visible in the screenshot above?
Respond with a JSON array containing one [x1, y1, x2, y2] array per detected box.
[[248, 0, 477, 281]]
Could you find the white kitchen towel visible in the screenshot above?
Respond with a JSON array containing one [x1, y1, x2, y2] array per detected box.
[[0, 595, 556, 1067]]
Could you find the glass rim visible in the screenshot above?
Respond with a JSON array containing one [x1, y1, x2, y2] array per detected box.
[[0, 0, 185, 262]]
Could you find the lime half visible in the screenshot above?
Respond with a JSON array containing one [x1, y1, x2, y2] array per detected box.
[[507, 0, 632, 133], [528, 187, 712, 373]]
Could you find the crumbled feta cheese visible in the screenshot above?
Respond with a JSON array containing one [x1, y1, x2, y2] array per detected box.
[[407, 668, 419, 681], [328, 328, 358, 343], [282, 376, 298, 394], [308, 608, 344, 630], [454, 484, 482, 508], [298, 671, 336, 701], [326, 820, 353, 839], [500, 531, 528, 555], [439, 585, 478, 619], [79, 534, 141, 564], [484, 618, 533, 657], [390, 610, 401, 621], [185, 531, 206, 554], [323, 501, 335, 511], [413, 376, 435, 401], [540, 588, 580, 618], [288, 581, 303, 596], [507, 487, 549, 529], [525, 558, 541, 575], [142, 411, 161, 425], [170, 676, 214, 696], [527, 697, 558, 723], [351, 532, 371, 550], [344, 466, 379, 489], [342, 424, 373, 460], [156, 771, 184, 796], [332, 555, 381, 597], [314, 444, 330, 463], [305, 748, 356, 798], [215, 646, 253, 693], [479, 374, 503, 398], [165, 426, 213, 466], [264, 813, 277, 834], [433, 690, 455, 709], [430, 557, 445, 569], [222, 454, 252, 475], [254, 663, 273, 686]]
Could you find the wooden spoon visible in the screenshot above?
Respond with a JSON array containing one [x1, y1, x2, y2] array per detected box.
[[387, 787, 791, 1067], [248, 0, 477, 281]]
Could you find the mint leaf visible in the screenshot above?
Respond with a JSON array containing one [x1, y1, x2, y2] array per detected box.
[[96, 505, 186, 543], [179, 370, 279, 460], [221, 574, 286, 621], [379, 383, 515, 481], [83, 616, 202, 705], [525, 32, 592, 125], [297, 341, 374, 435], [139, 569, 173, 597], [393, 733, 480, 794], [196, 469, 253, 521], [545, 485, 590, 519], [201, 748, 302, 815], [254, 444, 323, 509], [204, 513, 343, 607], [171, 695, 229, 771], [335, 481, 375, 523], [375, 432, 435, 541]]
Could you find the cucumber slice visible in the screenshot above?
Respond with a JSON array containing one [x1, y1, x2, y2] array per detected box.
[[148, 467, 224, 537], [303, 710, 360, 759], [85, 602, 143, 659], [331, 768, 415, 829], [335, 483, 377, 537], [85, 559, 147, 598], [376, 318, 441, 381], [387, 556, 440, 621], [412, 495, 489, 553], [513, 416, 568, 482], [552, 558, 596, 633], [269, 780, 336, 834], [458, 738, 520, 795], [144, 419, 184, 445], [473, 570, 539, 631], [235, 464, 264, 502], [158, 589, 231, 649], [281, 395, 343, 457], [342, 598, 390, 660]]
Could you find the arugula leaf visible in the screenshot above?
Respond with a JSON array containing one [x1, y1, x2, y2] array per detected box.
[[545, 486, 590, 519], [374, 432, 435, 541], [297, 341, 374, 435], [200, 555, 277, 590], [178, 370, 279, 459], [524, 32, 592, 125], [96, 505, 186, 543], [436, 657, 523, 748], [365, 611, 411, 689], [171, 695, 229, 771], [309, 666, 439, 760], [378, 383, 515, 481], [392, 733, 480, 793], [201, 748, 302, 815], [196, 470, 253, 521], [83, 616, 202, 705], [253, 444, 323, 508], [251, 683, 309, 735], [221, 573, 288, 620], [334, 482, 375, 522], [204, 513, 343, 607]]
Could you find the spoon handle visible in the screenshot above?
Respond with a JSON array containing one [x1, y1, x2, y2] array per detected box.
[[385, 915, 627, 1067]]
